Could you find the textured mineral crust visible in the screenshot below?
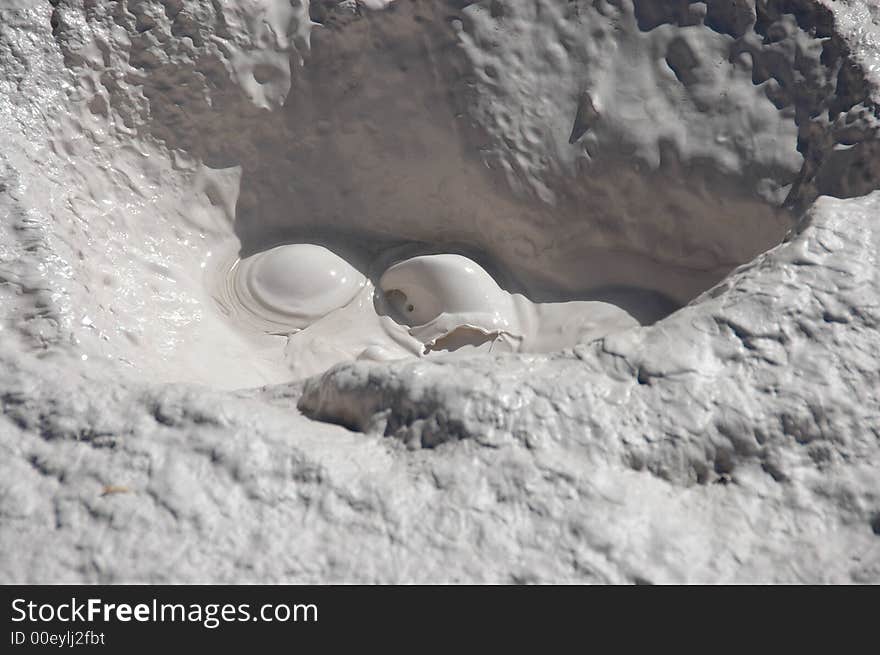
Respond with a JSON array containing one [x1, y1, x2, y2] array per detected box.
[[1, 0, 880, 583]]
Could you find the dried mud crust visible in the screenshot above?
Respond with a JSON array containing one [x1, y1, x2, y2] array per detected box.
[[0, 1, 879, 583], [47, 1, 880, 301]]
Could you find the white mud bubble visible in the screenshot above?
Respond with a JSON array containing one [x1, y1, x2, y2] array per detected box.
[[228, 244, 366, 332], [379, 254, 639, 355], [217, 246, 638, 377], [216, 243, 419, 379]]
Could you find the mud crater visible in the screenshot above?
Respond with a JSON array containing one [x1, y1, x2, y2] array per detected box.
[[47, 0, 880, 385]]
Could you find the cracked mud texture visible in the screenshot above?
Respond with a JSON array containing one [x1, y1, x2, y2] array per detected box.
[[2, 0, 880, 583]]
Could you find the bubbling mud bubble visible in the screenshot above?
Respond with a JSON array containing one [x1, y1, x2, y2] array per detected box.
[[215, 246, 638, 378], [379, 254, 518, 334], [214, 242, 420, 379], [227, 244, 366, 333], [378, 254, 638, 355]]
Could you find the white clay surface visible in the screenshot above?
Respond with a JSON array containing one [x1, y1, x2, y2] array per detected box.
[[2, 0, 880, 583]]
